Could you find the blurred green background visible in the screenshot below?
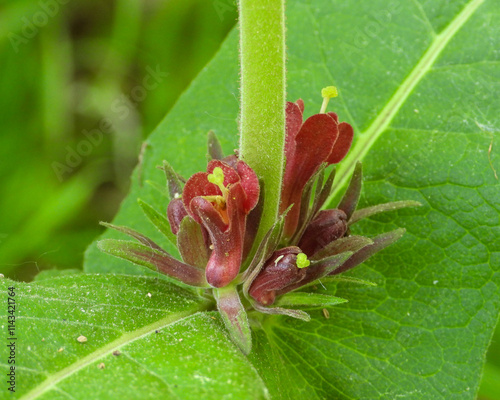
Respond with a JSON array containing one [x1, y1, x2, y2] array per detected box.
[[0, 0, 236, 280], [0, 0, 498, 398]]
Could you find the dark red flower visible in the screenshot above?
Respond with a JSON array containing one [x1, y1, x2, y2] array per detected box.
[[298, 209, 348, 257], [248, 242, 358, 307], [248, 247, 307, 306], [280, 100, 353, 238], [97, 102, 420, 355], [183, 158, 259, 287]]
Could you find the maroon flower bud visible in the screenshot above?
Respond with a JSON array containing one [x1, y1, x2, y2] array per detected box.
[[220, 154, 239, 169], [167, 197, 188, 235], [248, 247, 307, 306], [182, 159, 260, 287], [280, 99, 354, 238], [298, 209, 348, 257]]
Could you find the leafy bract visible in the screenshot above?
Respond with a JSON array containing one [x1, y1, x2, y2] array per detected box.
[[15, 0, 500, 398]]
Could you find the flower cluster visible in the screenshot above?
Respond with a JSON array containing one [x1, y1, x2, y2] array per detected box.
[[98, 87, 419, 354]]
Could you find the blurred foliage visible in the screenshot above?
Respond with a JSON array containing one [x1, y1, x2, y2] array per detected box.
[[0, 0, 237, 281], [479, 331, 500, 400]]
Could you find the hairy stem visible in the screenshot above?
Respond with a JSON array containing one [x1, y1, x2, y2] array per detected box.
[[238, 0, 286, 251]]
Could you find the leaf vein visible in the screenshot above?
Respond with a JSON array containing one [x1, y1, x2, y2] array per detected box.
[[19, 307, 208, 400], [327, 0, 486, 205]]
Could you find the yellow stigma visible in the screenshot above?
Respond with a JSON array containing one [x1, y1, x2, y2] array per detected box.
[[320, 86, 338, 113], [207, 167, 228, 196], [322, 86, 338, 99], [296, 253, 311, 269]]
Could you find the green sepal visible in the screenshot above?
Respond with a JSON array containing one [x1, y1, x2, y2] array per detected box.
[[251, 300, 311, 322], [177, 216, 209, 269], [337, 161, 362, 221], [331, 228, 406, 276], [138, 199, 177, 247], [207, 130, 225, 161], [282, 251, 355, 294], [310, 251, 355, 275], [312, 235, 373, 261], [214, 284, 252, 355], [312, 165, 336, 216], [97, 239, 208, 287], [320, 275, 377, 287], [275, 293, 348, 308], [99, 221, 166, 253], [290, 164, 327, 244], [349, 200, 422, 225], [242, 206, 290, 294], [158, 160, 185, 198]]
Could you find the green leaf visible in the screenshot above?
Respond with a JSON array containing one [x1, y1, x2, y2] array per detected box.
[[0, 275, 269, 399], [73, 0, 498, 397], [478, 362, 500, 400], [33, 269, 83, 282]]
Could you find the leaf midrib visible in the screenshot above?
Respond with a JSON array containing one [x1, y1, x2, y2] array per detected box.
[[20, 305, 210, 400], [327, 0, 485, 204]]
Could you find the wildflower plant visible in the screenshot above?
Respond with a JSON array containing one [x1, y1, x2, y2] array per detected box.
[[98, 88, 420, 354], [3, 0, 498, 398]]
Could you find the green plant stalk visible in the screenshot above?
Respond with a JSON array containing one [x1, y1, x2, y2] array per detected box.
[[238, 0, 286, 251]]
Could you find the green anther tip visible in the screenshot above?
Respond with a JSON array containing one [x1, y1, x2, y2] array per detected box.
[[296, 253, 310, 269], [321, 86, 338, 99]]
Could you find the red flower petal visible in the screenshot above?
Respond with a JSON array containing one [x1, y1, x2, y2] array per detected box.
[[194, 183, 247, 288], [284, 101, 304, 162], [191, 197, 228, 232], [295, 99, 305, 114], [281, 113, 339, 236], [327, 111, 339, 123], [236, 160, 260, 212], [248, 247, 305, 306], [207, 160, 241, 186], [326, 122, 354, 164], [183, 172, 220, 223]]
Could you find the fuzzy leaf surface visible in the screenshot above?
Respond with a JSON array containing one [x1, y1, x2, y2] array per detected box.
[[0, 275, 268, 399]]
